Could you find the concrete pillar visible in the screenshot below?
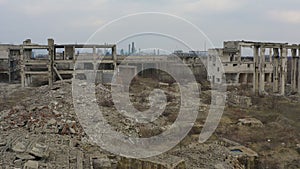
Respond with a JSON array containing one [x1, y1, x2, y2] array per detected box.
[[25, 75, 28, 87], [29, 75, 32, 85], [20, 47, 25, 87], [268, 73, 272, 83], [48, 39, 54, 87], [235, 73, 240, 85], [269, 48, 273, 64], [253, 46, 259, 95], [291, 49, 297, 93], [280, 47, 288, 95], [93, 46, 97, 71], [112, 45, 117, 69], [238, 44, 242, 62], [25, 75, 32, 86], [273, 48, 279, 93], [8, 72, 11, 83], [243, 73, 248, 84], [259, 47, 266, 95]]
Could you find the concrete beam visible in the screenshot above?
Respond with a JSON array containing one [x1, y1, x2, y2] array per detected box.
[[55, 44, 116, 49], [53, 66, 63, 81]]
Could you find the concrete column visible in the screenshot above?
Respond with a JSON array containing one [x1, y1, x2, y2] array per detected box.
[[259, 47, 266, 95], [280, 47, 288, 95], [26, 75, 32, 86], [63, 47, 66, 60], [72, 46, 76, 61], [8, 54, 11, 83], [268, 73, 272, 83], [291, 49, 297, 93], [112, 45, 117, 69], [273, 48, 279, 93], [269, 48, 273, 64], [93, 46, 97, 71], [243, 73, 248, 84], [25, 75, 28, 87], [244, 73, 248, 85], [268, 48, 273, 85], [235, 73, 240, 85], [238, 45, 242, 63], [20, 47, 25, 87], [8, 72, 11, 83], [253, 46, 259, 95], [28, 75, 33, 86], [48, 39, 54, 87]]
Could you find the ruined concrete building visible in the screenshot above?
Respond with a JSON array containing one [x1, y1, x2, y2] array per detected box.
[[208, 41, 300, 95], [0, 39, 207, 87], [19, 39, 117, 87], [0, 44, 21, 82], [1, 39, 300, 96]]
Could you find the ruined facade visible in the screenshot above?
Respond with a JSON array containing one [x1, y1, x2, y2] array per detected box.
[[0, 39, 207, 87], [208, 41, 300, 95], [0, 44, 21, 82], [2, 39, 300, 96], [20, 39, 117, 87]]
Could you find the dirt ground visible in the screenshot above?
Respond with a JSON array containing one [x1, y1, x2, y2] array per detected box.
[[0, 78, 299, 169]]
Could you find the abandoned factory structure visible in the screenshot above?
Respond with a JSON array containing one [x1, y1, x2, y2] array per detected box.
[[0, 39, 206, 87], [208, 41, 300, 95], [0, 39, 300, 96]]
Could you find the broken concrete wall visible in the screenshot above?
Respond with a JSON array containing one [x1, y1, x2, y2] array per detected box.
[[207, 49, 224, 84], [65, 46, 74, 59], [0, 59, 9, 71], [228, 93, 252, 108], [0, 45, 14, 59], [118, 65, 137, 84], [224, 41, 240, 49]]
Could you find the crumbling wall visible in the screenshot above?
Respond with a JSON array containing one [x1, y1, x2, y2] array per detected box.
[[228, 93, 252, 108]]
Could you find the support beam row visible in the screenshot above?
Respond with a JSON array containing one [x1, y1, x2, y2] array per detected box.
[[252, 45, 299, 96], [20, 39, 117, 87]]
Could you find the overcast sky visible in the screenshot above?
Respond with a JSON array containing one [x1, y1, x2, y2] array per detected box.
[[0, 0, 300, 51]]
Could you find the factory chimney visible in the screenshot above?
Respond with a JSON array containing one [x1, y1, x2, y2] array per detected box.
[[128, 44, 131, 55], [132, 42, 135, 54]]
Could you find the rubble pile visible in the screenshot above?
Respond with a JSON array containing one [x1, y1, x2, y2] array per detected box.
[[228, 92, 252, 108], [0, 80, 264, 168], [237, 117, 263, 128], [170, 143, 245, 169], [0, 105, 83, 136]]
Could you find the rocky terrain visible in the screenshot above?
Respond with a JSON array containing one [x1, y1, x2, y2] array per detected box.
[[0, 78, 299, 169]]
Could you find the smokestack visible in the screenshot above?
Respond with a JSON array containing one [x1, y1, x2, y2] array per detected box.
[[128, 44, 131, 55], [132, 42, 135, 54]]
